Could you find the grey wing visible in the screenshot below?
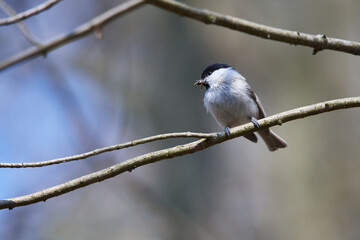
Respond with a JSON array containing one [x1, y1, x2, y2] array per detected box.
[[247, 88, 266, 119], [247, 88, 272, 136]]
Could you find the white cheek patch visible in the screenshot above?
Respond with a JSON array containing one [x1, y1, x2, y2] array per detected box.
[[206, 68, 228, 87]]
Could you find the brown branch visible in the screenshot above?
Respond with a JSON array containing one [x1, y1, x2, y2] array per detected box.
[[0, 132, 213, 168], [145, 0, 360, 55], [2, 0, 359, 71], [0, 0, 145, 71], [0, 0, 62, 26], [1, 96, 359, 210]]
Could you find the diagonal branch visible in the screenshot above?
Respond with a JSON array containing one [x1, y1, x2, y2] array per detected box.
[[2, 0, 359, 71], [1, 96, 359, 210], [0, 132, 213, 168], [0, 0, 63, 26], [145, 0, 360, 55], [0, 0, 145, 71], [0, 0, 42, 46]]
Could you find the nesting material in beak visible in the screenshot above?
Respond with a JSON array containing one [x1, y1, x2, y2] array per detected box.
[[194, 80, 205, 90]]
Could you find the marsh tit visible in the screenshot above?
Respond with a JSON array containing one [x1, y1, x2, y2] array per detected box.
[[194, 63, 287, 151]]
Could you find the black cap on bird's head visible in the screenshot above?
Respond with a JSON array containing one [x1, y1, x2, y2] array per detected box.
[[200, 63, 232, 79], [194, 63, 232, 90]]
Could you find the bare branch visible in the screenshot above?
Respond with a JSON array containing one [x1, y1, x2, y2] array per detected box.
[[2, 0, 359, 71], [0, 0, 62, 26], [0, 132, 213, 168], [0, 0, 145, 71], [0, 0, 41, 46], [1, 97, 359, 210], [145, 0, 360, 55]]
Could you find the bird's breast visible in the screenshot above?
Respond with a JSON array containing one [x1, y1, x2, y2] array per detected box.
[[204, 86, 259, 127]]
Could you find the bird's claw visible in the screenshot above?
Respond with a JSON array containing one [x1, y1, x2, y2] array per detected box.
[[251, 117, 260, 128], [224, 127, 231, 137]]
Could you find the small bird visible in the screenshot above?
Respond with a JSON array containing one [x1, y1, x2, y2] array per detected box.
[[194, 63, 287, 151]]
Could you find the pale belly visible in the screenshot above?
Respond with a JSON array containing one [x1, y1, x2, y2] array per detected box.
[[204, 88, 259, 128]]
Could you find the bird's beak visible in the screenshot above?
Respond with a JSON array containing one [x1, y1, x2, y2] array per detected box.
[[194, 79, 205, 90]]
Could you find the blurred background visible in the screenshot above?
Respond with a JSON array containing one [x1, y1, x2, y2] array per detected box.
[[1, 0, 360, 239]]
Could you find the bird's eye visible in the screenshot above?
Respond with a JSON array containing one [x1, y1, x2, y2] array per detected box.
[[207, 71, 212, 76]]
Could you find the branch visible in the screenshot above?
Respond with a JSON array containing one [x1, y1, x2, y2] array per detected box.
[[0, 132, 212, 168], [145, 0, 360, 55], [0, 0, 145, 71], [2, 0, 359, 71], [0, 0, 42, 46], [1, 97, 359, 210], [0, 0, 63, 26]]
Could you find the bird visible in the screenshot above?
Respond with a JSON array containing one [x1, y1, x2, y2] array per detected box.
[[194, 63, 287, 151]]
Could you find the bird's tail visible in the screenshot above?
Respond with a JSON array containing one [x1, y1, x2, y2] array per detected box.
[[258, 129, 288, 152]]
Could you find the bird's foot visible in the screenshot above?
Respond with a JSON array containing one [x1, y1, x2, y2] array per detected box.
[[251, 117, 260, 128], [224, 126, 231, 137]]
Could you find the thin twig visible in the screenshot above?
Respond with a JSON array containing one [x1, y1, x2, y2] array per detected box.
[[0, 0, 41, 46], [2, 0, 360, 71], [0, 0, 62, 26], [145, 0, 360, 55], [1, 97, 359, 210], [0, 132, 213, 168], [0, 0, 145, 71]]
